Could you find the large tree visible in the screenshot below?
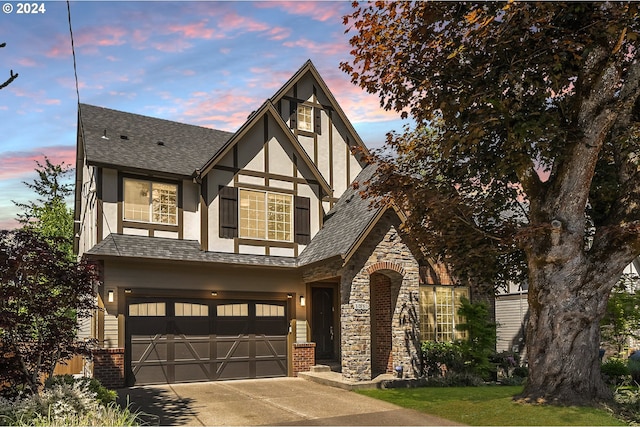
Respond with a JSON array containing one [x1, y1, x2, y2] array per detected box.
[[0, 229, 98, 396], [341, 2, 640, 405], [13, 157, 74, 259]]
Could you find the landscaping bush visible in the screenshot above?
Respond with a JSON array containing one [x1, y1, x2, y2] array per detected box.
[[421, 341, 467, 377], [45, 375, 117, 406], [628, 359, 640, 385], [0, 379, 138, 426], [601, 358, 630, 385]]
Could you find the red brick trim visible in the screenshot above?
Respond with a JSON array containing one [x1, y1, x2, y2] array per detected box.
[[366, 261, 405, 276], [92, 348, 125, 389], [292, 342, 316, 376]]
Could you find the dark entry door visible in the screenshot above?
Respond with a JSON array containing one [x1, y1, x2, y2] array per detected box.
[[312, 288, 334, 359]]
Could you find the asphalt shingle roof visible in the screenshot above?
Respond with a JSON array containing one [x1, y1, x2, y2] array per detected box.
[[297, 164, 382, 266], [87, 234, 298, 268], [80, 104, 234, 177]]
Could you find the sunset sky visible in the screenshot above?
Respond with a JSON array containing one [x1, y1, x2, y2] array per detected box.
[[0, 1, 405, 230]]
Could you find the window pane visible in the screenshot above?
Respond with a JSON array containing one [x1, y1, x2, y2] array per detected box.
[[129, 302, 166, 317], [124, 179, 150, 222], [454, 288, 470, 340], [240, 190, 266, 239], [436, 287, 454, 342], [419, 287, 436, 341], [297, 105, 312, 132], [152, 182, 178, 224], [267, 193, 292, 241]]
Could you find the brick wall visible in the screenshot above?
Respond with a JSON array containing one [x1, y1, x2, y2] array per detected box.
[[292, 343, 316, 376], [371, 273, 393, 376], [92, 348, 125, 389]]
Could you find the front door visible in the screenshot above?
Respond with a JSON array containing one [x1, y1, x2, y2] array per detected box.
[[311, 287, 334, 360]]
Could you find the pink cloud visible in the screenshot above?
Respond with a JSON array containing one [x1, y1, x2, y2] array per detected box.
[[167, 21, 215, 39], [220, 11, 270, 33], [255, 1, 346, 22], [266, 27, 291, 41], [16, 58, 37, 67], [176, 92, 264, 130], [283, 38, 345, 55], [151, 40, 193, 53], [0, 146, 77, 181]]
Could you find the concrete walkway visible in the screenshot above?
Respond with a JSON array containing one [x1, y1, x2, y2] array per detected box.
[[117, 377, 462, 426]]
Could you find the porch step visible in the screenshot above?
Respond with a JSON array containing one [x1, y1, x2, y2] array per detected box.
[[310, 365, 331, 373]]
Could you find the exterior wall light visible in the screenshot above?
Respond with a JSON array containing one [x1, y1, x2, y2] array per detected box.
[[211, 291, 218, 296], [300, 295, 305, 306], [107, 289, 114, 303]]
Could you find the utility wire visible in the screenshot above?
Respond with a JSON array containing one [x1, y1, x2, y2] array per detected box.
[[66, 0, 121, 256]]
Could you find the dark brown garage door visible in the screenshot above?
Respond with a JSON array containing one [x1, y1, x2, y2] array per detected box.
[[126, 299, 288, 385]]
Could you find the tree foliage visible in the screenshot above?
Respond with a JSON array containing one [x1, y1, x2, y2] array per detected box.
[[13, 157, 74, 259], [0, 229, 98, 397], [342, 1, 640, 405], [0, 42, 18, 90], [601, 273, 640, 355]]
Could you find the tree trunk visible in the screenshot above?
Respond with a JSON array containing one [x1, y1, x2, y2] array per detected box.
[[520, 255, 614, 406]]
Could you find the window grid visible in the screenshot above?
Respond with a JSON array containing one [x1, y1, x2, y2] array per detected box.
[[239, 189, 292, 242], [297, 105, 312, 132], [175, 302, 209, 317], [419, 286, 468, 342], [124, 178, 178, 225], [216, 303, 249, 317], [129, 302, 166, 317], [256, 304, 285, 317]]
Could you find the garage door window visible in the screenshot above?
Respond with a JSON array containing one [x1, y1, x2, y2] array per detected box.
[[175, 302, 208, 317], [256, 304, 285, 317], [217, 303, 248, 317], [129, 302, 166, 316]]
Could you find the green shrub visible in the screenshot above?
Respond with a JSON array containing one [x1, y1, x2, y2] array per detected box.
[[628, 359, 640, 385], [421, 341, 467, 377], [512, 366, 529, 378], [45, 375, 116, 406], [601, 358, 630, 385]]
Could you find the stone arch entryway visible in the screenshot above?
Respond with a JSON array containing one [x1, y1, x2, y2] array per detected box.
[[367, 262, 404, 378]]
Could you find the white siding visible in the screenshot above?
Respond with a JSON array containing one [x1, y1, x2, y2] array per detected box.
[[495, 293, 528, 354]]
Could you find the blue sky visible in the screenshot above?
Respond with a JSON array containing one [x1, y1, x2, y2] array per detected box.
[[0, 1, 405, 230]]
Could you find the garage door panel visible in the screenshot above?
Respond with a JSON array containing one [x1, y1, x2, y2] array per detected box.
[[216, 361, 251, 380], [127, 299, 288, 385]]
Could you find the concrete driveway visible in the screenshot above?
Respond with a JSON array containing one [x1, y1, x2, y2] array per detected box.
[[117, 377, 461, 426]]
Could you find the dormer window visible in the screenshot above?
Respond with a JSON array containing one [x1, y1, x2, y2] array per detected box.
[[124, 178, 178, 225], [297, 105, 313, 132]]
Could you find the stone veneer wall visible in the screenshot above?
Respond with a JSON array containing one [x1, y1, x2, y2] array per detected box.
[[340, 213, 420, 381]]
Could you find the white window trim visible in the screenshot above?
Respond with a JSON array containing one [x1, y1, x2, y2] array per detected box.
[[297, 104, 313, 132]]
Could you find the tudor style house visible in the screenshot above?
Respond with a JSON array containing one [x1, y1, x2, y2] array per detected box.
[[74, 60, 463, 387]]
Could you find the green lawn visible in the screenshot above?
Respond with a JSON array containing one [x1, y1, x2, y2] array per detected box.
[[357, 386, 626, 426]]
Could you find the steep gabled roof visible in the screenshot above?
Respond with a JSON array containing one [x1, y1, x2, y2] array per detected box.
[[298, 164, 386, 266], [269, 59, 370, 157], [80, 104, 233, 177], [198, 101, 332, 196]]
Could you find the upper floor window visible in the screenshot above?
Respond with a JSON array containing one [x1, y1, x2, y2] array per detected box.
[[297, 105, 313, 132], [124, 178, 177, 225], [419, 285, 469, 342], [239, 189, 292, 242]]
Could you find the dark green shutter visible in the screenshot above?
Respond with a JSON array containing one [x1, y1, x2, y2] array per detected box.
[[294, 196, 311, 244], [219, 186, 238, 238], [289, 100, 298, 129], [314, 107, 322, 134]]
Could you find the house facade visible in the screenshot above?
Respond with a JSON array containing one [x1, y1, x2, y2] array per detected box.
[[75, 61, 465, 387]]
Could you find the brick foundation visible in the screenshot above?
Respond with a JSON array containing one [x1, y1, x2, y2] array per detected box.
[[292, 343, 316, 376], [92, 348, 125, 389]]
